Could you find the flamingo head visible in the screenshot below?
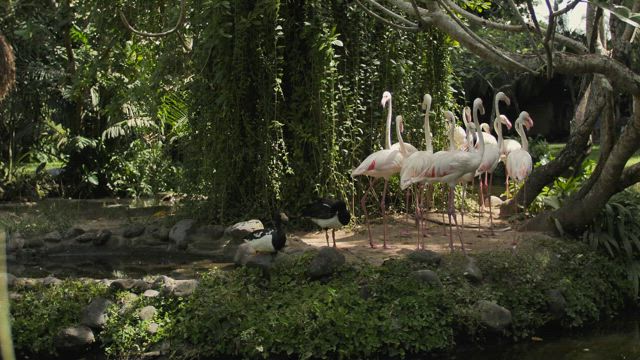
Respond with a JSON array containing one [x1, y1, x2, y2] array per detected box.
[[480, 123, 491, 134], [421, 94, 432, 111], [381, 91, 392, 107], [520, 111, 534, 130], [496, 92, 511, 106], [473, 98, 485, 118], [396, 115, 405, 133], [444, 110, 456, 124], [463, 106, 472, 124], [499, 114, 512, 130]]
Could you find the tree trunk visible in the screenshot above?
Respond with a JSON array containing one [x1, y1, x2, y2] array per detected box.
[[525, 94, 640, 233], [500, 74, 608, 216]]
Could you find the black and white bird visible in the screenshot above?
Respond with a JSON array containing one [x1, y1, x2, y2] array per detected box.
[[243, 211, 289, 253], [301, 198, 351, 248]]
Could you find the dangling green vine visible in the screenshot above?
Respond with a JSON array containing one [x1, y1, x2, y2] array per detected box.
[[184, 0, 455, 222]]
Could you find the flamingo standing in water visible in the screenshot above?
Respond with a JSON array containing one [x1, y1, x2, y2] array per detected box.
[[505, 111, 534, 204], [415, 98, 486, 253], [352, 106, 411, 248], [400, 94, 434, 249]]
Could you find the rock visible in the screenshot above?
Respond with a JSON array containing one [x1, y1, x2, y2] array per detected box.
[[223, 237, 247, 261], [55, 325, 95, 350], [546, 289, 567, 319], [149, 225, 170, 242], [42, 230, 63, 243], [81, 297, 113, 329], [143, 289, 160, 298], [110, 279, 148, 292], [412, 270, 442, 288], [191, 224, 225, 241], [153, 275, 175, 290], [138, 305, 157, 321], [171, 279, 198, 297], [406, 250, 442, 267], [93, 230, 112, 246], [3, 273, 17, 288], [123, 224, 146, 238], [64, 227, 85, 239], [75, 232, 99, 243], [308, 247, 346, 280], [117, 292, 139, 315], [147, 322, 159, 335], [234, 243, 256, 265], [169, 219, 197, 250], [464, 257, 483, 283], [6, 234, 24, 252], [42, 276, 62, 286], [245, 253, 276, 274], [225, 219, 263, 239], [9, 292, 22, 301], [475, 300, 512, 332], [24, 237, 45, 248]]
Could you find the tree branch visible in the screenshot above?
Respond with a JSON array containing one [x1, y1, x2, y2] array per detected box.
[[355, 0, 419, 31], [622, 0, 640, 42], [553, 0, 582, 17], [119, 0, 186, 38], [364, 0, 419, 27], [505, 0, 545, 65]]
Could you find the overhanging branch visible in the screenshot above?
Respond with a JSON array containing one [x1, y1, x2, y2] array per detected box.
[[119, 0, 186, 38]]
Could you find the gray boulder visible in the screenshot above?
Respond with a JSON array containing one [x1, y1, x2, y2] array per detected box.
[[138, 305, 157, 321], [149, 225, 170, 242], [464, 257, 483, 283], [169, 219, 197, 250], [406, 250, 442, 267], [24, 237, 44, 249], [475, 300, 512, 332], [308, 247, 346, 280], [172, 279, 199, 297], [143, 289, 160, 298], [93, 230, 112, 246], [225, 220, 263, 239], [110, 279, 149, 292], [75, 232, 99, 243], [546, 289, 567, 319], [123, 224, 146, 238], [81, 297, 113, 329], [233, 242, 256, 265], [42, 276, 62, 286], [6, 234, 24, 252], [42, 230, 63, 243], [64, 227, 85, 239], [3, 273, 17, 288], [412, 270, 442, 288], [245, 253, 276, 274], [55, 325, 95, 350]]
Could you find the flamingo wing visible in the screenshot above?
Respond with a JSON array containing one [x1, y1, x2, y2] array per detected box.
[[351, 149, 404, 178]]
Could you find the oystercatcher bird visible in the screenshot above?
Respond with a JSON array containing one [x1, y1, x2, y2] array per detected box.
[[244, 211, 289, 253], [301, 198, 351, 248]]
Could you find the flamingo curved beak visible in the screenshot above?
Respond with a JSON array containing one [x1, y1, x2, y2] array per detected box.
[[505, 118, 513, 130], [525, 116, 534, 130]]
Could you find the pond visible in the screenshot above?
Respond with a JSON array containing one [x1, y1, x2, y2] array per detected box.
[[444, 312, 640, 360]]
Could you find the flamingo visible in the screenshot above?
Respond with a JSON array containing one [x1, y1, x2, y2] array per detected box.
[[505, 111, 534, 203], [415, 98, 486, 253], [352, 104, 410, 248], [476, 92, 511, 212], [502, 133, 523, 160], [379, 91, 417, 155], [400, 94, 434, 249], [478, 123, 498, 146]]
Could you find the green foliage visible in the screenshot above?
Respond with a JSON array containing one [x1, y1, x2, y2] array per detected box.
[[185, 0, 455, 222], [173, 255, 453, 359], [10, 280, 108, 355], [103, 291, 183, 359], [0, 201, 73, 235]]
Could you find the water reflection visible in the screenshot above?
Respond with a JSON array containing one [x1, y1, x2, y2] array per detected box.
[[449, 314, 640, 360]]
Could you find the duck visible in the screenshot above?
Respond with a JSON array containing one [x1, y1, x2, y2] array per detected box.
[[301, 198, 351, 248], [243, 211, 289, 253]]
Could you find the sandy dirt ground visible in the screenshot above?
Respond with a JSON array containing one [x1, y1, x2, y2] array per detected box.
[[292, 204, 530, 266]]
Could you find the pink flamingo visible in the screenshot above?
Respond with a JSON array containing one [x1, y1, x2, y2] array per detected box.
[[416, 98, 486, 253], [505, 111, 534, 205], [400, 94, 434, 249], [352, 101, 410, 248]]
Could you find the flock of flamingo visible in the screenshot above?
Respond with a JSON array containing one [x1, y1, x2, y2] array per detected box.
[[351, 91, 534, 254]]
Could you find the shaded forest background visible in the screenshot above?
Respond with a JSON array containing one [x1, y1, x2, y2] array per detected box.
[[0, 0, 459, 221]]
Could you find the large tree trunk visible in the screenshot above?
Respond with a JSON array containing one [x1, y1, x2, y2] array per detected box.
[[0, 34, 16, 100], [525, 94, 640, 233], [500, 74, 608, 216]]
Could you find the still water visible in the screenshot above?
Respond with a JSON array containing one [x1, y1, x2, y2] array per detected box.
[[446, 313, 640, 360]]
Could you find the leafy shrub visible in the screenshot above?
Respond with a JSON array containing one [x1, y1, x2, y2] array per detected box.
[[10, 280, 108, 355]]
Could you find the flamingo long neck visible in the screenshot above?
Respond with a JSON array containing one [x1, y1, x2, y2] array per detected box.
[[424, 104, 433, 153], [473, 102, 485, 157], [448, 120, 455, 151], [395, 115, 407, 155], [494, 117, 504, 151], [517, 122, 529, 152], [385, 98, 392, 149]]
